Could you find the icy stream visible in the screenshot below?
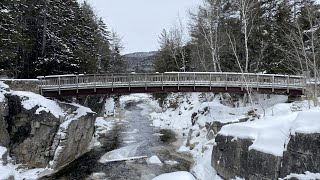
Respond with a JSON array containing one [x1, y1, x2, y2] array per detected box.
[[42, 100, 192, 180]]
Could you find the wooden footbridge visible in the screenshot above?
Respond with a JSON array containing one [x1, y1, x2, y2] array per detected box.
[[37, 72, 306, 97]]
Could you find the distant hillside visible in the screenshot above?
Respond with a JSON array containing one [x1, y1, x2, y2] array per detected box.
[[122, 51, 157, 73]]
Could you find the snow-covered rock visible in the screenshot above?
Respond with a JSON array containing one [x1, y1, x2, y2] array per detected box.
[[146, 155, 163, 165], [0, 81, 96, 174], [212, 100, 320, 179], [152, 171, 196, 180], [281, 171, 320, 180]]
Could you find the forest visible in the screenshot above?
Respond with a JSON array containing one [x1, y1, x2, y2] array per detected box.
[[0, 0, 125, 78], [155, 0, 320, 78]]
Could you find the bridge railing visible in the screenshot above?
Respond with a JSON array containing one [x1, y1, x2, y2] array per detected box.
[[37, 72, 306, 94]]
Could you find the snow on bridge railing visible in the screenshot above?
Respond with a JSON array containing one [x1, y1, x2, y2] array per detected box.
[[37, 72, 306, 95]]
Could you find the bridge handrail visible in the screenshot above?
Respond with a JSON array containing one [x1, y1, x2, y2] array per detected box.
[[37, 72, 306, 95]]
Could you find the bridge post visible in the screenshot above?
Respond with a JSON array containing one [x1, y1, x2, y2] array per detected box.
[[256, 74, 259, 91], [76, 75, 79, 94], [128, 73, 131, 91], [112, 74, 114, 92], [209, 73, 212, 91], [145, 73, 147, 90], [161, 73, 164, 91], [194, 73, 196, 91], [94, 74, 96, 93], [287, 75, 290, 94], [58, 76, 61, 95], [272, 75, 275, 92], [225, 74, 228, 91], [178, 73, 180, 91], [241, 74, 244, 91], [39, 77, 43, 95]]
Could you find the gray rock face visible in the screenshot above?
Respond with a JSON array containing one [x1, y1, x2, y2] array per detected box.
[[280, 133, 320, 177], [212, 135, 252, 179], [51, 108, 95, 169], [212, 132, 320, 179], [3, 94, 96, 169], [247, 149, 282, 180], [0, 147, 8, 165], [5, 95, 60, 168], [0, 97, 10, 147]]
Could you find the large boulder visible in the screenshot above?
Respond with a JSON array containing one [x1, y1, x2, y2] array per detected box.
[[280, 133, 320, 177], [49, 104, 95, 169], [5, 94, 61, 168], [212, 134, 252, 179], [3, 93, 96, 169], [212, 111, 320, 180], [213, 135, 284, 180], [0, 97, 10, 147], [247, 149, 282, 180]]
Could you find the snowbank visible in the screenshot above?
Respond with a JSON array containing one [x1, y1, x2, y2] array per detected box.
[[218, 104, 297, 156], [152, 171, 196, 180], [0, 163, 45, 180], [282, 171, 320, 180], [291, 112, 320, 134], [219, 101, 320, 157], [0, 146, 6, 158]]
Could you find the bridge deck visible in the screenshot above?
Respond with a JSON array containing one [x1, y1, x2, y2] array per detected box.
[[37, 72, 306, 97]]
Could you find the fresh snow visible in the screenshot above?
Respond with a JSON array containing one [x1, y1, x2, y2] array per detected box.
[[152, 171, 196, 180], [219, 101, 320, 156], [291, 111, 320, 134], [10, 91, 65, 118], [60, 102, 94, 129], [0, 81, 9, 102], [146, 155, 162, 165], [0, 146, 6, 158], [0, 163, 46, 180], [164, 160, 179, 165], [281, 171, 320, 180]]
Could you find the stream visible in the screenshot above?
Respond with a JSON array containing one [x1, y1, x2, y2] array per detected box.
[[41, 100, 192, 180]]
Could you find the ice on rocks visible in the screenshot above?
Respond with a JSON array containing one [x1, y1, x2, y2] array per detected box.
[[146, 155, 162, 165], [152, 171, 196, 180]]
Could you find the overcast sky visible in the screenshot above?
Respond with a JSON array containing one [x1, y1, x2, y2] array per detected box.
[[79, 0, 200, 54]]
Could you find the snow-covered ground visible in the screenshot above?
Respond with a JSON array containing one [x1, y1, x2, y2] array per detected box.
[[152, 171, 196, 180], [149, 92, 320, 180]]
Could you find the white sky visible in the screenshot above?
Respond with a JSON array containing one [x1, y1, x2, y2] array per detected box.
[[79, 0, 200, 54]]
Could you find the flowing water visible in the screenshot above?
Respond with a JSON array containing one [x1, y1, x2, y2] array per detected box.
[[41, 100, 192, 180]]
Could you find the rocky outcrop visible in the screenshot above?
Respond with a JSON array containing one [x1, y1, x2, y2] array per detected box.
[[212, 133, 320, 180], [280, 133, 320, 177], [50, 104, 95, 169], [5, 94, 60, 168], [0, 97, 10, 147], [212, 135, 252, 179], [2, 93, 96, 169], [0, 146, 8, 165]]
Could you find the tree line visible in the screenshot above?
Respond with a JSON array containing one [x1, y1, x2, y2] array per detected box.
[[0, 0, 126, 78], [155, 0, 320, 76]]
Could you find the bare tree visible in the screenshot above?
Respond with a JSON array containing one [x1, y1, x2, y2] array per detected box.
[[237, 0, 259, 72]]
